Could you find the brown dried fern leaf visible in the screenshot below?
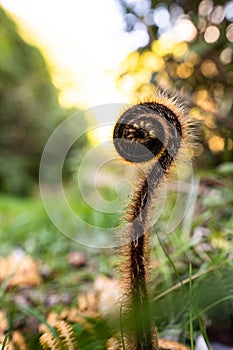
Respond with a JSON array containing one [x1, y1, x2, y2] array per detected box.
[[56, 320, 79, 350], [39, 332, 60, 350]]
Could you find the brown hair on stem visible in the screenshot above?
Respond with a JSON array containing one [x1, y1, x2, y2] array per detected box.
[[113, 91, 196, 350]]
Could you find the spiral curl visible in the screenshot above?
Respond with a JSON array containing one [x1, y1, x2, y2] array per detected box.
[[113, 102, 182, 164], [113, 93, 194, 350]]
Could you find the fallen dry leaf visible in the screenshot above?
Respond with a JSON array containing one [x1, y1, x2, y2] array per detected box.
[[94, 275, 120, 315], [158, 338, 190, 350], [0, 311, 26, 350], [0, 254, 41, 288]]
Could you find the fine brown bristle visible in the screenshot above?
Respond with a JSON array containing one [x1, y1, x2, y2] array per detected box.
[[113, 90, 197, 350]]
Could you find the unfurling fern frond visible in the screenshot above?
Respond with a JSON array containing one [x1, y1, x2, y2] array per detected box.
[[113, 90, 198, 349]]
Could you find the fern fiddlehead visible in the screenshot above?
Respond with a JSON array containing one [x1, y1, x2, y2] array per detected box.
[[113, 91, 195, 350]]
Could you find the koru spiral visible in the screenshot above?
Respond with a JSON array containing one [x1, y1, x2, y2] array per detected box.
[[113, 101, 182, 164], [112, 92, 195, 350]]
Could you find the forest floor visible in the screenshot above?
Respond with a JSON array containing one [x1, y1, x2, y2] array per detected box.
[[0, 166, 233, 349]]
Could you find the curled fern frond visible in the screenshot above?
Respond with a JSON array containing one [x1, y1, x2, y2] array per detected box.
[[113, 90, 198, 349]]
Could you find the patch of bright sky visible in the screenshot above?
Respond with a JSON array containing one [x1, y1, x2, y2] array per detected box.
[[1, 0, 200, 110], [1, 0, 147, 108]]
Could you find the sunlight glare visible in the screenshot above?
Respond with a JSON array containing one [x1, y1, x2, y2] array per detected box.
[[208, 136, 225, 153], [1, 0, 142, 108]]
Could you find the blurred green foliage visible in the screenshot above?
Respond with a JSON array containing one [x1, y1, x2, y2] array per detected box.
[[118, 0, 233, 167], [0, 7, 74, 196]]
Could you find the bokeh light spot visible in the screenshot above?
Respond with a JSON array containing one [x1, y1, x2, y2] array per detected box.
[[204, 25, 220, 43], [174, 18, 198, 42], [224, 1, 233, 22], [173, 42, 189, 60], [177, 63, 194, 79], [170, 4, 184, 22], [153, 5, 171, 32], [201, 60, 218, 78], [199, 0, 214, 17], [220, 47, 232, 64], [152, 34, 175, 56], [141, 51, 164, 71], [131, 22, 150, 48], [208, 136, 225, 153], [226, 23, 233, 42], [211, 6, 224, 24]]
